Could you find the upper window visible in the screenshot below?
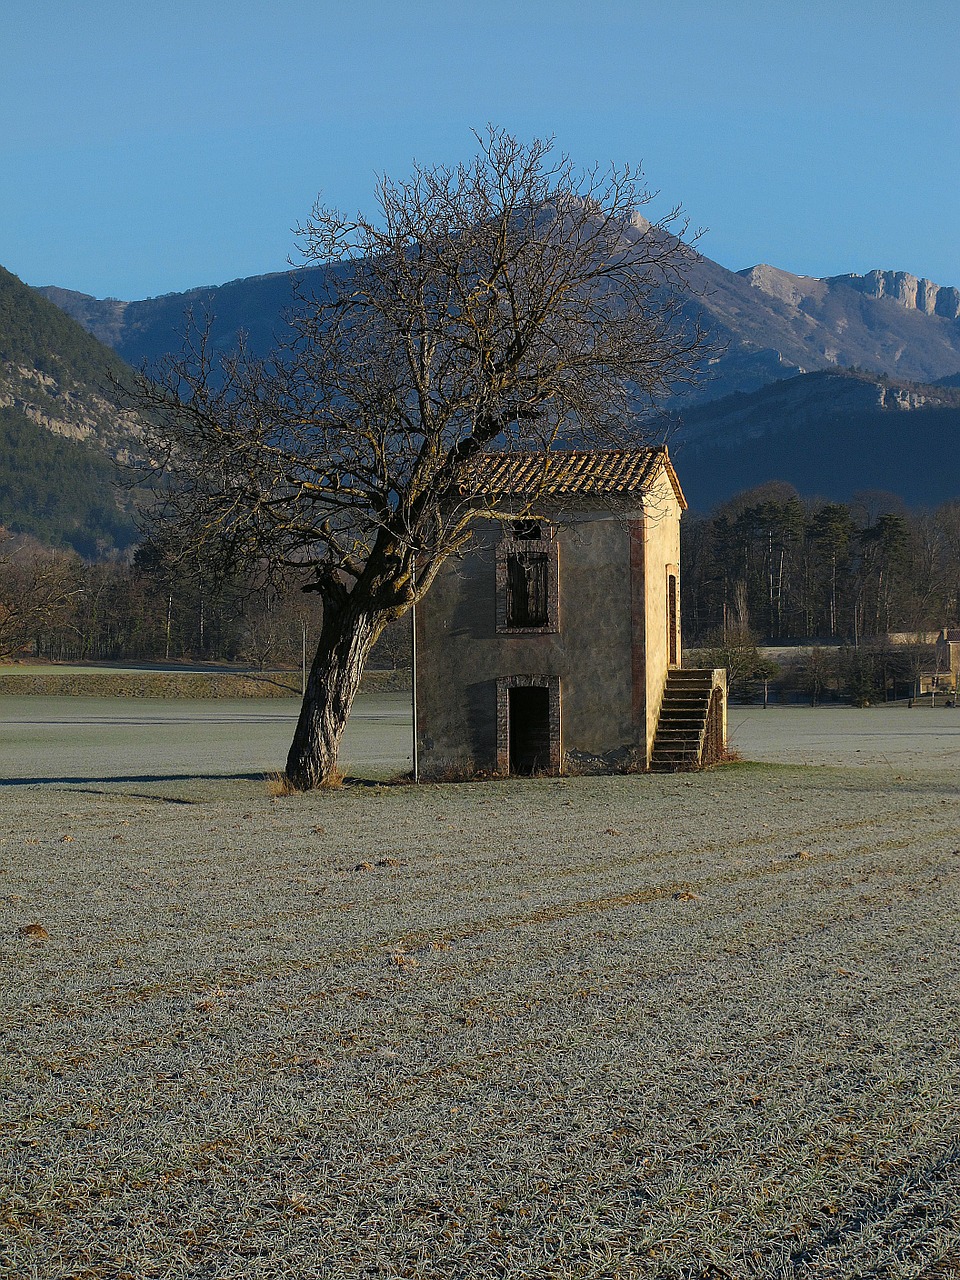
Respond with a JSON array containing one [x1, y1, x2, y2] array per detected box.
[[496, 524, 559, 634], [511, 520, 542, 541], [506, 549, 549, 627]]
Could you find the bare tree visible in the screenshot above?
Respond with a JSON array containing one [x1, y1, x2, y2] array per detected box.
[[0, 536, 81, 660], [132, 129, 703, 788], [372, 615, 412, 671]]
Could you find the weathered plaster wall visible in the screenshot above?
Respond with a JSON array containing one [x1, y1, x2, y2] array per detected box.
[[640, 471, 683, 759], [416, 512, 637, 774]]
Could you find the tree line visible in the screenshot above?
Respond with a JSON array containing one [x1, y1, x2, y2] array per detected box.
[[0, 538, 410, 672], [7, 475, 956, 683], [681, 482, 960, 704], [681, 481, 960, 645]]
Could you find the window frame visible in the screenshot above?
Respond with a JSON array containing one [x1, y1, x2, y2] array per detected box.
[[496, 524, 560, 635]]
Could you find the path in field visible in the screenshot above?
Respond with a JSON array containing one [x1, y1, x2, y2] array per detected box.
[[4, 695, 960, 783], [0, 693, 412, 783]]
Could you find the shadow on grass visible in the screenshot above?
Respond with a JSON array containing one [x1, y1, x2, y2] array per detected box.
[[0, 772, 269, 787]]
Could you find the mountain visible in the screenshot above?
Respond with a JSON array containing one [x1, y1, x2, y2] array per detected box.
[[26, 242, 960, 520], [680, 261, 960, 400], [37, 272, 304, 373], [0, 265, 140, 555], [671, 368, 960, 510], [37, 253, 960, 408]]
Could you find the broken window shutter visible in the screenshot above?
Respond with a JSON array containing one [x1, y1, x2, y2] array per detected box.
[[506, 550, 548, 627]]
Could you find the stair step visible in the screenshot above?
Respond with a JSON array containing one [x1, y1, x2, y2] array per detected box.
[[649, 669, 725, 772]]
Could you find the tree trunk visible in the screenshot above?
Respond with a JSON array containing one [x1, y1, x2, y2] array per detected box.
[[285, 599, 385, 789]]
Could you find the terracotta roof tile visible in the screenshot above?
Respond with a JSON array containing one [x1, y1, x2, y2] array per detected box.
[[469, 446, 686, 508]]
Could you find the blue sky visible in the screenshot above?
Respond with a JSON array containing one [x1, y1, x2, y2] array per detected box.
[[4, 0, 958, 300]]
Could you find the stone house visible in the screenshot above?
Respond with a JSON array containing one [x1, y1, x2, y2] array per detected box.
[[414, 447, 726, 776]]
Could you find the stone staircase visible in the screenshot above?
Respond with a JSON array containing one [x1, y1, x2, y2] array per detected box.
[[650, 669, 726, 772]]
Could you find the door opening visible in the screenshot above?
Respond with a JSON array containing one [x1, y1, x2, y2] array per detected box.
[[667, 572, 678, 666], [508, 686, 551, 774]]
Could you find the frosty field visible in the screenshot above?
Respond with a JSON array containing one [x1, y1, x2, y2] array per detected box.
[[2, 698, 960, 1277]]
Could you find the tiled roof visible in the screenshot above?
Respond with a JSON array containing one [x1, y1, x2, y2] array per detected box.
[[468, 446, 686, 508]]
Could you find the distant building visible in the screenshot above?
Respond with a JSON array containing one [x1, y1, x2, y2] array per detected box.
[[937, 629, 960, 683], [415, 447, 726, 776], [917, 628, 960, 696], [908, 629, 960, 697]]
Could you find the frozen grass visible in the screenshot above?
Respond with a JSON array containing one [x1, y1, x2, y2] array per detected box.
[[0, 693, 412, 784], [2, 702, 960, 1276], [0, 668, 409, 699], [726, 704, 960, 770]]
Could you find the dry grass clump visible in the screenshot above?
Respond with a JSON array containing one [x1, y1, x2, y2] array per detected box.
[[264, 769, 298, 797], [16, 922, 49, 940], [2, 758, 960, 1276], [265, 768, 345, 796]]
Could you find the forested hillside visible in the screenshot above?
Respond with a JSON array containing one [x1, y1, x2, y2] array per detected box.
[[0, 408, 134, 555], [672, 369, 960, 509], [0, 265, 139, 554]]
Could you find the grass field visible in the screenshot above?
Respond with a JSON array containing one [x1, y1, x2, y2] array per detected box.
[[0, 693, 411, 785], [0, 664, 407, 700], [2, 700, 960, 1277]]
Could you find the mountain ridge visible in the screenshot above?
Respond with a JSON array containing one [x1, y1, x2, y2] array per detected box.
[[36, 248, 960, 407], [739, 262, 960, 319], [11, 240, 960, 546]]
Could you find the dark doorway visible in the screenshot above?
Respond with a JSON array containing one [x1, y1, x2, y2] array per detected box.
[[508, 686, 551, 774], [668, 572, 678, 665]]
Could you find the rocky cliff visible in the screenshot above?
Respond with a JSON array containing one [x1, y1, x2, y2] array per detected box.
[[827, 269, 960, 319], [0, 265, 141, 552]]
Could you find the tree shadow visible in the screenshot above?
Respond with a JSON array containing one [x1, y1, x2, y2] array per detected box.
[[0, 771, 267, 787]]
